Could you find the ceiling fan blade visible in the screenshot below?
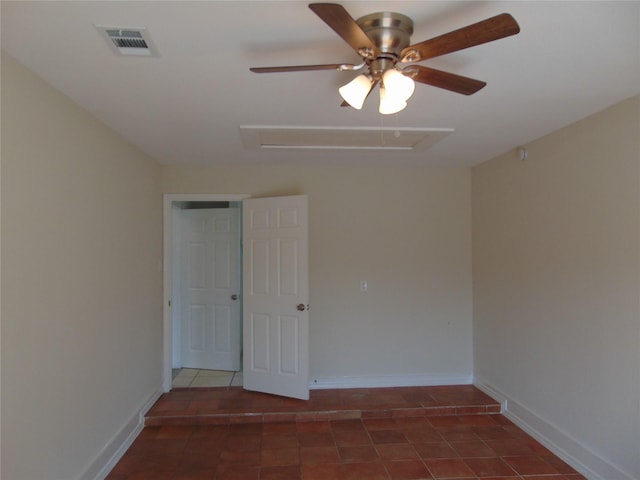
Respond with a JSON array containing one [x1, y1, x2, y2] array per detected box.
[[408, 65, 486, 95], [401, 13, 520, 62], [250, 63, 355, 73], [309, 3, 379, 58]]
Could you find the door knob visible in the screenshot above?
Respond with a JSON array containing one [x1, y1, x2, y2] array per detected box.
[[231, 294, 238, 301], [297, 304, 306, 311]]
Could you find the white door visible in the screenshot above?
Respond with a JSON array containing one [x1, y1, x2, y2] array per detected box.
[[243, 195, 309, 400], [179, 208, 241, 371]]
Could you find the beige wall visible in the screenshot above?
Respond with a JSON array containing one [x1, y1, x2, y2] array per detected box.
[[472, 96, 640, 479], [1, 53, 163, 479], [163, 164, 473, 385]]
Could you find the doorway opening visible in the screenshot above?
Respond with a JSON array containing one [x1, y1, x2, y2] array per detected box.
[[163, 194, 310, 400], [163, 194, 250, 391]]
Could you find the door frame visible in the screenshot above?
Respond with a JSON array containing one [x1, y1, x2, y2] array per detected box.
[[162, 193, 250, 392]]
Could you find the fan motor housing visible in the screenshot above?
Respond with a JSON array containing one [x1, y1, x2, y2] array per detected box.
[[356, 11, 413, 57]]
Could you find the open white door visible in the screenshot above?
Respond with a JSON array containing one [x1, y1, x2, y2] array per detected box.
[[242, 195, 309, 400]]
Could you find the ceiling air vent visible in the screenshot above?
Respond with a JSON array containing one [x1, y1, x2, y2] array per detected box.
[[96, 26, 158, 57], [240, 126, 453, 152]]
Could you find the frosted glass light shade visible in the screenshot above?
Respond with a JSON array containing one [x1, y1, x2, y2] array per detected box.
[[382, 69, 415, 101], [339, 75, 372, 110], [379, 85, 407, 115]]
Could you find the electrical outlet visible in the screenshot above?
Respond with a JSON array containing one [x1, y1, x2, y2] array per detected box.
[[360, 280, 368, 292]]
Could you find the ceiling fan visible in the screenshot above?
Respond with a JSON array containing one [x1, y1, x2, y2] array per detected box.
[[250, 3, 520, 114]]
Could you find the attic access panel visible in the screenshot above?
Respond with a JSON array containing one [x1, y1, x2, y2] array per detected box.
[[240, 126, 453, 151]]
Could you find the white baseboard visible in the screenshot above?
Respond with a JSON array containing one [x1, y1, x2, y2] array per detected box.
[[310, 373, 473, 390], [472, 380, 507, 413], [474, 377, 634, 480], [78, 385, 163, 480]]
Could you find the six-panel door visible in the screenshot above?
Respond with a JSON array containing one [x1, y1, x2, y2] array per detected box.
[[242, 195, 309, 400], [179, 208, 241, 371]]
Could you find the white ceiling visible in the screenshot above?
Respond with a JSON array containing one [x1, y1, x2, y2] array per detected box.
[[2, 1, 639, 167]]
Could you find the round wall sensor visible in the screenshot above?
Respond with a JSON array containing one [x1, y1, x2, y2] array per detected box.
[[517, 147, 528, 161]]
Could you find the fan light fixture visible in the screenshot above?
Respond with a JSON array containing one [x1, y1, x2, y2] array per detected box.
[[339, 68, 416, 114], [338, 74, 372, 110], [379, 85, 407, 115]]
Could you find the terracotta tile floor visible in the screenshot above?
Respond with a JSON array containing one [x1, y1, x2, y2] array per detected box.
[[145, 385, 501, 426], [107, 386, 587, 479]]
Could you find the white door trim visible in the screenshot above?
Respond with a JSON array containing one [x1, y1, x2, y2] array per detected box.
[[162, 193, 250, 391]]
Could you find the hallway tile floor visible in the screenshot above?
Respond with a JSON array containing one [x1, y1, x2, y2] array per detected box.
[[107, 386, 587, 479], [172, 369, 243, 389]]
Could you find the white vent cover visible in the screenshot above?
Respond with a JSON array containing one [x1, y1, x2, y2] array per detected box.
[[240, 126, 453, 151], [96, 26, 158, 57]]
